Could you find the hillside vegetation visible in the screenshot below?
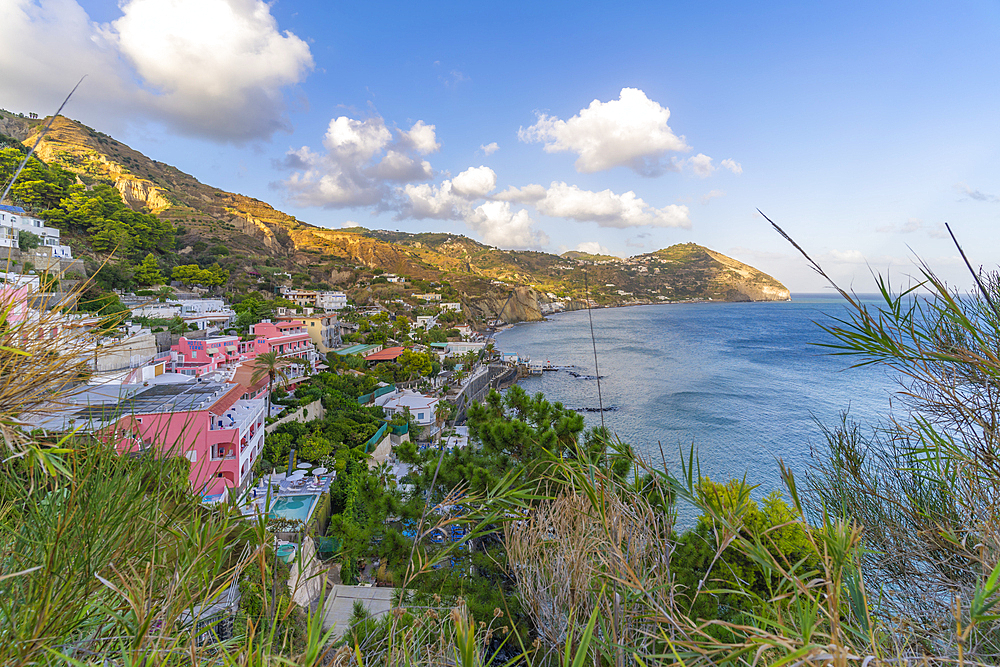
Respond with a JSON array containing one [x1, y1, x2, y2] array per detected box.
[[1, 110, 789, 318]]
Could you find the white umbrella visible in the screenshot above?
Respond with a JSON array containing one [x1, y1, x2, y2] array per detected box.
[[287, 471, 305, 480], [312, 467, 329, 476], [296, 462, 311, 469]]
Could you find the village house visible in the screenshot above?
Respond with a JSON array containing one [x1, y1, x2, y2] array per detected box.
[[277, 312, 341, 353], [0, 204, 73, 258]]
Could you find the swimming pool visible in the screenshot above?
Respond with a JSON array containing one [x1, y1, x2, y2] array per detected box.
[[268, 495, 317, 522]]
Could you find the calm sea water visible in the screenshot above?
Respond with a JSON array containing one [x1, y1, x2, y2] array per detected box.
[[494, 294, 899, 514]]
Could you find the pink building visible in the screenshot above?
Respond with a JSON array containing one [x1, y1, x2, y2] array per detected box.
[[170, 319, 318, 382], [32, 378, 269, 498]]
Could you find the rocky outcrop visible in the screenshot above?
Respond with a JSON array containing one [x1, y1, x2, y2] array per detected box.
[[702, 248, 790, 301], [0, 113, 35, 141], [114, 177, 171, 213], [463, 286, 544, 324]]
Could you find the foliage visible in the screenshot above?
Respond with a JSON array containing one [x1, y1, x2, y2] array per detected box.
[[17, 229, 41, 250], [172, 262, 229, 286], [671, 478, 819, 633], [133, 252, 165, 286]]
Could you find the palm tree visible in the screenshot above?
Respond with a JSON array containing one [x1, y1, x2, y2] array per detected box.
[[434, 401, 450, 445], [156, 285, 175, 303], [250, 352, 306, 418]]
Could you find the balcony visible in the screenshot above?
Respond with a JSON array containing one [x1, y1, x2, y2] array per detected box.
[[209, 399, 265, 432]]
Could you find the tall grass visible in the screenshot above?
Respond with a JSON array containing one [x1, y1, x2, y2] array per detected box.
[[4, 236, 1000, 664]]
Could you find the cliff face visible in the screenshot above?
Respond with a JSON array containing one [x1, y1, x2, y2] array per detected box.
[[463, 287, 545, 324], [0, 114, 35, 142]]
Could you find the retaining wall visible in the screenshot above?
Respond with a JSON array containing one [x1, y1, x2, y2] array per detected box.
[[265, 399, 326, 433]]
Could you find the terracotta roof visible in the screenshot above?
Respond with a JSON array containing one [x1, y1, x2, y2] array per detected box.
[[209, 385, 244, 415], [231, 360, 269, 393], [364, 346, 406, 362]]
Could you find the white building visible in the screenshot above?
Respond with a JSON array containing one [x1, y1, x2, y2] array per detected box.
[[445, 341, 486, 356], [131, 303, 181, 319], [440, 302, 462, 312], [376, 389, 440, 428], [0, 205, 73, 258], [317, 291, 347, 310], [129, 298, 235, 330]]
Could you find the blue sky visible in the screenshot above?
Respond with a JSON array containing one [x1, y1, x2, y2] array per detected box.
[[3, 0, 1000, 291]]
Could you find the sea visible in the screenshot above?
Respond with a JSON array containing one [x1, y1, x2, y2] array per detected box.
[[494, 293, 901, 521]]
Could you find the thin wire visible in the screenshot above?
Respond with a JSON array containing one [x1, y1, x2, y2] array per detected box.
[[945, 222, 1000, 320], [0, 76, 86, 204], [583, 270, 605, 432]]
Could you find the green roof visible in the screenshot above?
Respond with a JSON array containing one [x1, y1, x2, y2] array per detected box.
[[429, 342, 449, 348], [334, 344, 380, 356]]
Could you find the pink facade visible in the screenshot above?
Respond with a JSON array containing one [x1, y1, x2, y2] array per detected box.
[[112, 383, 267, 496], [0, 285, 30, 325], [170, 319, 318, 380]]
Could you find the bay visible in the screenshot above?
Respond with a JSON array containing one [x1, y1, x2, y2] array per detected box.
[[494, 294, 900, 519]]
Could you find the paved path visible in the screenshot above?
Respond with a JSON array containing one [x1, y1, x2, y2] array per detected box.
[[322, 585, 394, 636]]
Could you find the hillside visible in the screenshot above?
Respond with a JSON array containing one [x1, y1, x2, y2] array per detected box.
[[1, 110, 790, 321]]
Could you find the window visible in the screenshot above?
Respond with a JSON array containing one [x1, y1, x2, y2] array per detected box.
[[418, 413, 424, 420]]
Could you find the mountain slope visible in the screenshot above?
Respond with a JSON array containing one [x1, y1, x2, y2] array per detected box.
[[2, 111, 790, 319]]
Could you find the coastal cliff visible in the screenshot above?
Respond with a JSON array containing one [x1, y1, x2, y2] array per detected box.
[[463, 286, 546, 323]]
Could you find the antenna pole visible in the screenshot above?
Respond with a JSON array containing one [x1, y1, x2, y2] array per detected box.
[[583, 271, 605, 432]]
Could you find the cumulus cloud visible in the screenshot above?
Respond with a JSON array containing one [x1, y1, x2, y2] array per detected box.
[[720, 158, 743, 175], [518, 88, 690, 176], [400, 166, 495, 220], [1, 0, 313, 142], [401, 120, 441, 154], [496, 181, 691, 229], [451, 166, 497, 198], [340, 220, 361, 228], [480, 142, 499, 156], [281, 115, 438, 208], [467, 202, 548, 249], [576, 241, 610, 255], [686, 153, 714, 177], [955, 183, 1000, 203]]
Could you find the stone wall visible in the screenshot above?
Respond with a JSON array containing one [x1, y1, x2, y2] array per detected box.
[[265, 399, 326, 434]]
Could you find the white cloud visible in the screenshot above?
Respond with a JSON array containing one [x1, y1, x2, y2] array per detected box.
[[496, 181, 691, 229], [720, 158, 743, 175], [401, 120, 440, 155], [467, 201, 548, 249], [575, 241, 610, 255], [281, 116, 438, 208], [400, 166, 497, 220], [518, 87, 690, 176], [955, 183, 1000, 203], [398, 167, 547, 248], [480, 142, 499, 155], [401, 181, 466, 220], [701, 190, 725, 205], [0, 0, 313, 142], [687, 153, 715, 178], [451, 166, 497, 198], [340, 220, 360, 228]]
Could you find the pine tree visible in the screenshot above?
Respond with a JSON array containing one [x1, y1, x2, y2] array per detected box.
[[133, 253, 164, 286]]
